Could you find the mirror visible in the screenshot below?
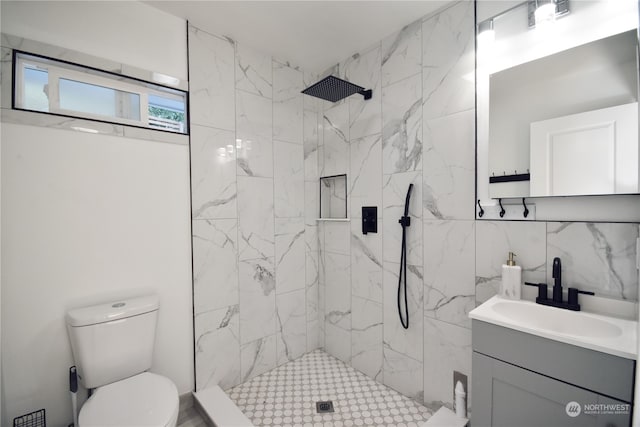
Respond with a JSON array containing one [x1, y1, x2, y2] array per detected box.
[[478, 0, 639, 199], [319, 174, 347, 219]]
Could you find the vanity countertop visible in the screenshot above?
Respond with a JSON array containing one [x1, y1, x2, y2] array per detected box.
[[470, 296, 638, 360]]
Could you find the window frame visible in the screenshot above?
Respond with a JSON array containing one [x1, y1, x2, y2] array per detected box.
[[13, 50, 189, 135]]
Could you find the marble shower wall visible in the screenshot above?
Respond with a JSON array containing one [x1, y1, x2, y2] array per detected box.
[[318, 0, 476, 409], [188, 24, 321, 391], [316, 0, 639, 414]]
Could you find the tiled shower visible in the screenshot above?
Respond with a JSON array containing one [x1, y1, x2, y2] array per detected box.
[[316, 0, 476, 408], [189, 24, 320, 390], [188, 0, 639, 414]]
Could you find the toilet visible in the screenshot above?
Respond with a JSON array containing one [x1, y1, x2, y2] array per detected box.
[[66, 295, 179, 427]]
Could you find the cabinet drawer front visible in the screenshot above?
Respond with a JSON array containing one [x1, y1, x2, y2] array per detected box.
[[472, 320, 635, 402]]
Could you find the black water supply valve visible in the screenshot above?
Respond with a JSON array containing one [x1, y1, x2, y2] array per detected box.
[[362, 206, 377, 234]]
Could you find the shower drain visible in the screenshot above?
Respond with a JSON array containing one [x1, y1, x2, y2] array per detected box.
[[316, 401, 335, 413]]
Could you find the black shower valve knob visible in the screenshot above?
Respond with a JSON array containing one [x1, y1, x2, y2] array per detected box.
[[361, 206, 378, 235]]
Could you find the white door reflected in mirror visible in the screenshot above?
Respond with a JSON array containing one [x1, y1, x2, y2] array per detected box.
[[530, 102, 639, 197]]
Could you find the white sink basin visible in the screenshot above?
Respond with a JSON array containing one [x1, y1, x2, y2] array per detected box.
[[491, 300, 623, 338], [469, 296, 637, 360]]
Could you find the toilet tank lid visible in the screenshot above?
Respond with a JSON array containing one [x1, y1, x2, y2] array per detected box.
[[66, 295, 159, 327]]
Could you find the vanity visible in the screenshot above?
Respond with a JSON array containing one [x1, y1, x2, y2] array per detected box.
[[470, 0, 640, 425], [470, 297, 637, 427]]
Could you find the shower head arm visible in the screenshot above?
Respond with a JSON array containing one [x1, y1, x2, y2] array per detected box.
[[359, 89, 372, 100]]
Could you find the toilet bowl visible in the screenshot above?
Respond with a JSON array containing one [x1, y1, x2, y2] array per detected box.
[[79, 372, 179, 427], [66, 295, 179, 427]]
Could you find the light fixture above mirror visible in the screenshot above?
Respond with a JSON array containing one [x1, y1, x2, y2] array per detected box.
[[528, 0, 570, 28], [477, 19, 495, 47]]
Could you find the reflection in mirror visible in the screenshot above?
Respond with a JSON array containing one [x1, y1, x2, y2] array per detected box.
[[319, 174, 347, 219], [478, 0, 639, 199]]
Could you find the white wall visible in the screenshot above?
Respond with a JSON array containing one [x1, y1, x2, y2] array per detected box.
[[1, 1, 4, 423], [635, 227, 640, 427], [1, 120, 3, 427], [0, 1, 188, 82], [1, 124, 193, 426], [0, 2, 192, 426]]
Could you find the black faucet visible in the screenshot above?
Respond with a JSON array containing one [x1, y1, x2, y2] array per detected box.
[[552, 257, 563, 303], [524, 257, 595, 311]]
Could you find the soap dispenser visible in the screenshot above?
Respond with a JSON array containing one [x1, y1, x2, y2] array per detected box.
[[501, 252, 522, 300]]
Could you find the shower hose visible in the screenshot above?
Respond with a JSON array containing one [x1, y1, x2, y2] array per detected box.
[[397, 183, 413, 330]]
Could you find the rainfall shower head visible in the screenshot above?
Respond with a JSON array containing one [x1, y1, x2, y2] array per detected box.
[[301, 75, 372, 103]]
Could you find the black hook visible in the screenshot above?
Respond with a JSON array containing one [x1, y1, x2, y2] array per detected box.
[[498, 198, 505, 218], [522, 198, 529, 218], [477, 200, 484, 218]]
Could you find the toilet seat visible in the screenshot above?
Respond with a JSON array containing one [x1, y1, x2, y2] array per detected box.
[[79, 372, 179, 427]]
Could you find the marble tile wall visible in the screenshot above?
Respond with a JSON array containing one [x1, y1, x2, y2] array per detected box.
[[317, 0, 476, 409], [188, 24, 320, 392], [476, 221, 639, 302], [316, 0, 639, 417]]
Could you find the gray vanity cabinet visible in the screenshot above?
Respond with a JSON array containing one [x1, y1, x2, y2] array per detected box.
[[472, 320, 635, 427]]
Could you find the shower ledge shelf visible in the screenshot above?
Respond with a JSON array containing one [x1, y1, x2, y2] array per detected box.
[[316, 218, 351, 222]]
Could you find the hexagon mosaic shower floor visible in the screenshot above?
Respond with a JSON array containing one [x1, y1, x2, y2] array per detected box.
[[226, 349, 432, 427]]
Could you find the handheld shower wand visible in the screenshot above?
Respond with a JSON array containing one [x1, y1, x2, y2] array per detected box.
[[397, 184, 413, 329]]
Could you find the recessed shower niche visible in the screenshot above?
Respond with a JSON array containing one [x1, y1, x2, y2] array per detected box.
[[319, 174, 347, 219]]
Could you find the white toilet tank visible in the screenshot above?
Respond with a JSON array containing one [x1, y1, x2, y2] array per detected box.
[[66, 295, 160, 389]]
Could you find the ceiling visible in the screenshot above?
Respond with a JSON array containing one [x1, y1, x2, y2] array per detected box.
[[146, 1, 453, 73]]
